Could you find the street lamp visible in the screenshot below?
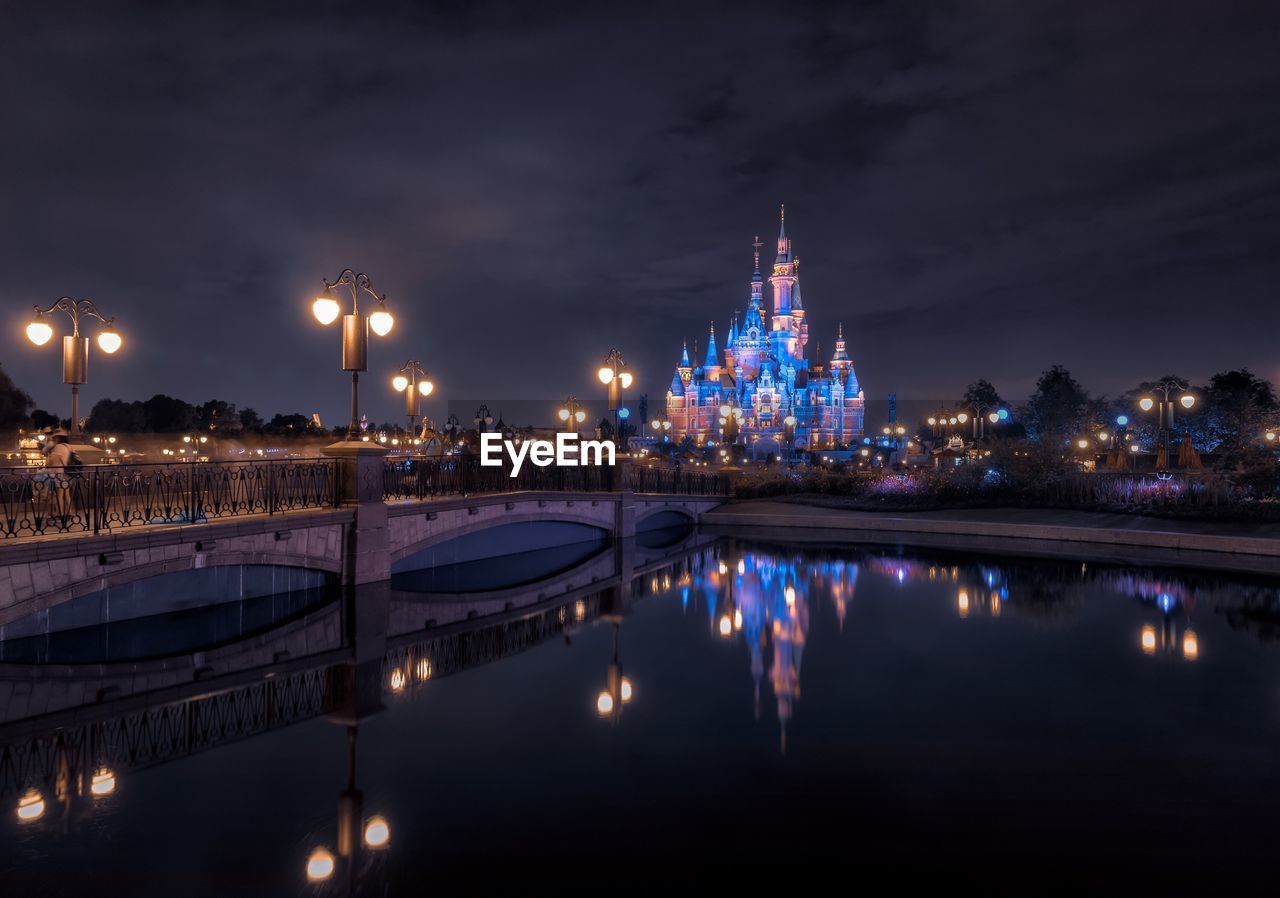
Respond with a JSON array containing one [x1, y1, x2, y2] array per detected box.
[[1138, 379, 1195, 465], [966, 404, 1009, 440], [473, 404, 494, 433], [311, 269, 395, 438], [718, 396, 744, 447], [391, 359, 433, 437], [559, 397, 588, 431], [25, 297, 123, 435], [597, 348, 634, 449], [782, 414, 798, 467]]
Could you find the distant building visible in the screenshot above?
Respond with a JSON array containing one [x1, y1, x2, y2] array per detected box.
[[665, 207, 864, 452]]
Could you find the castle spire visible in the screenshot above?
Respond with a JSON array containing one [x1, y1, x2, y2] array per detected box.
[[775, 204, 790, 263], [704, 322, 719, 368], [752, 235, 763, 282], [680, 339, 690, 367]]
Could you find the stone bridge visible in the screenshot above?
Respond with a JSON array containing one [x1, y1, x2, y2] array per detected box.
[[0, 447, 723, 632], [0, 534, 717, 804]]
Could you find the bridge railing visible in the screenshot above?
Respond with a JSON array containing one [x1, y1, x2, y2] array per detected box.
[[624, 464, 732, 497], [383, 455, 731, 500], [0, 459, 340, 539], [384, 455, 614, 499]]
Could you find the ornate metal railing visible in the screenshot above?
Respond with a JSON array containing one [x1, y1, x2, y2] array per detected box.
[[384, 455, 731, 500], [625, 464, 732, 496], [383, 455, 616, 500], [0, 459, 340, 539]]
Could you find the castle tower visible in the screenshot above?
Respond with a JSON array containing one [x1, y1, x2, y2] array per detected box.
[[769, 205, 799, 360]]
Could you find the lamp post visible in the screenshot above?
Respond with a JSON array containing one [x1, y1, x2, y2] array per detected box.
[[391, 360, 434, 437], [967, 404, 1008, 440], [24, 297, 123, 436], [783, 415, 797, 467], [473, 404, 494, 434], [311, 269, 395, 439], [718, 395, 743, 447], [1138, 379, 1195, 465], [597, 349, 633, 449], [558, 397, 588, 432]]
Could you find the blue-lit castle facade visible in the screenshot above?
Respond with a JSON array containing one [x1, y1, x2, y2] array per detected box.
[[666, 208, 864, 451]]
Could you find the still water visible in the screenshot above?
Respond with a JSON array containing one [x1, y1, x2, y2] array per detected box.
[[5, 537, 1280, 896]]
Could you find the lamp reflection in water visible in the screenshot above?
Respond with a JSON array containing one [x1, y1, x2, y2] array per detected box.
[[12, 744, 118, 827], [595, 606, 635, 723], [305, 724, 393, 890]]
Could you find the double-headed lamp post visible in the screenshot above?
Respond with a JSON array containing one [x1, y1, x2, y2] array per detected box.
[[967, 405, 1008, 440], [25, 297, 123, 435], [559, 397, 588, 432], [1138, 379, 1195, 463], [312, 270, 395, 439], [391, 360, 433, 436], [597, 349, 633, 448]]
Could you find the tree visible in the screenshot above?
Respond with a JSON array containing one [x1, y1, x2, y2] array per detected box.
[[197, 399, 241, 435], [1200, 368, 1278, 457], [962, 379, 1004, 411], [87, 398, 148, 432], [30, 409, 62, 430], [239, 407, 265, 432], [263, 413, 311, 435], [0, 365, 33, 432], [140, 394, 197, 432], [1021, 365, 1102, 444]]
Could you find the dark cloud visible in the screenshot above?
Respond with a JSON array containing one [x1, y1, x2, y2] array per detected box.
[[2, 0, 1278, 427]]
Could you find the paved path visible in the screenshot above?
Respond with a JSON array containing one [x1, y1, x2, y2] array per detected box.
[[702, 500, 1280, 569]]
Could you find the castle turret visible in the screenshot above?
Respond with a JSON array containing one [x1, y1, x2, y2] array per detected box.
[[703, 323, 721, 383]]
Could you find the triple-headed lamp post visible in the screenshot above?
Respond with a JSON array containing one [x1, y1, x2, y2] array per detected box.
[[312, 270, 395, 439], [390, 360, 433, 436], [597, 349, 633, 448], [25, 297, 123, 435]]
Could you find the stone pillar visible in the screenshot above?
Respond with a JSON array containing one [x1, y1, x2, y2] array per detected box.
[[322, 441, 391, 586]]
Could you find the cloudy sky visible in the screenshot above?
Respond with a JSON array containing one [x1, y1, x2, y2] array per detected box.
[[2, 1, 1278, 425]]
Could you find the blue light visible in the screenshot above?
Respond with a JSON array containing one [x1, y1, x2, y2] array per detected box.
[[618, 408, 630, 419], [997, 408, 1009, 420], [1116, 415, 1129, 426]]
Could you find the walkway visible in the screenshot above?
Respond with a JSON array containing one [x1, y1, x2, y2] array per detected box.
[[702, 500, 1280, 571]]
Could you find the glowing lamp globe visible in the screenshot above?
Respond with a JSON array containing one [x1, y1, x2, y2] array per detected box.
[[90, 768, 117, 797], [927, 417, 937, 426], [784, 415, 797, 427], [306, 848, 336, 882], [16, 789, 45, 823], [957, 413, 969, 424], [1180, 394, 1195, 409], [1077, 439, 1089, 449], [312, 297, 340, 326], [619, 371, 633, 389], [369, 310, 394, 336], [97, 328, 122, 354], [1139, 397, 1155, 411], [418, 380, 433, 396], [620, 677, 633, 703], [575, 410, 586, 423], [988, 412, 999, 423], [559, 408, 571, 421], [1182, 630, 1199, 661], [364, 816, 391, 849], [1267, 431, 1277, 442], [1116, 415, 1129, 426], [719, 404, 731, 416], [392, 375, 409, 392], [718, 615, 732, 637], [596, 691, 614, 715], [650, 419, 660, 430], [26, 319, 53, 346]]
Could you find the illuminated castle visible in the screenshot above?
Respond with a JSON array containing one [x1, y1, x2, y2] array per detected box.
[[665, 207, 864, 451]]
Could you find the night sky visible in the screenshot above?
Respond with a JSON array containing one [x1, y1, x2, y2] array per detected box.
[[3, 1, 1278, 427]]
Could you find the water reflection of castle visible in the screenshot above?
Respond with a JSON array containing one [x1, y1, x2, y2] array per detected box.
[[696, 550, 859, 751]]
